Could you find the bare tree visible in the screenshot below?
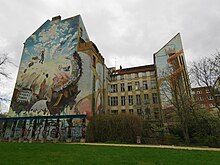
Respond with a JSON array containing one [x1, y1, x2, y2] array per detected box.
[[190, 51, 220, 116], [160, 65, 194, 144], [0, 53, 10, 78], [0, 53, 14, 112]]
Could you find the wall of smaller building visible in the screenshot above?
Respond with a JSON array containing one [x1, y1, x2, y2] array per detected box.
[[0, 115, 86, 142]]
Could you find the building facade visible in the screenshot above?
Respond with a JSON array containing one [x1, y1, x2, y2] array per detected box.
[[3, 15, 107, 142], [214, 77, 220, 109], [108, 65, 161, 121], [192, 87, 216, 110], [9, 15, 107, 119], [1, 15, 194, 142], [153, 33, 191, 123]]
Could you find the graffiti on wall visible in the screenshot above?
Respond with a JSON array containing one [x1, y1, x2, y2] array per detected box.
[[0, 117, 85, 142]]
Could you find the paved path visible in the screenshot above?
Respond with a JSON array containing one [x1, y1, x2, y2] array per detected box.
[[74, 143, 220, 152]]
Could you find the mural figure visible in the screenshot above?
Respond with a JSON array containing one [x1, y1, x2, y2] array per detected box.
[[39, 49, 45, 64]]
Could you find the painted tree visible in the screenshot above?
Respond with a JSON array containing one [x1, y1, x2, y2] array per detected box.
[[190, 51, 220, 116]]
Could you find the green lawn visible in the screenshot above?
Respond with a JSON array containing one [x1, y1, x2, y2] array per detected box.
[[0, 142, 219, 165]]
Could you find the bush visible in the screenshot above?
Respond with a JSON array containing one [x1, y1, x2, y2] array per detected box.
[[160, 134, 182, 145], [86, 114, 143, 143]]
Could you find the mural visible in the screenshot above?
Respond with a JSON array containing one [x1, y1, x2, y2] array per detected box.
[[0, 116, 86, 142], [154, 33, 190, 110], [9, 15, 106, 122], [9, 16, 83, 117]]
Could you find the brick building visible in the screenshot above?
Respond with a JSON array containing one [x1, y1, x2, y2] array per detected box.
[[192, 87, 216, 110]]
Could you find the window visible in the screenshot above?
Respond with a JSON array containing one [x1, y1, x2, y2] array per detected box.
[[110, 84, 118, 92], [180, 56, 184, 66], [110, 97, 118, 106], [92, 56, 96, 68], [128, 95, 133, 105], [120, 83, 125, 92], [121, 96, 125, 106], [144, 108, 151, 119], [128, 82, 132, 91], [151, 80, 157, 89], [135, 82, 140, 90], [144, 94, 149, 104], [206, 89, 210, 93], [111, 110, 118, 114], [136, 95, 141, 105], [121, 109, 126, 113], [145, 108, 150, 115], [154, 111, 159, 119], [152, 93, 158, 104], [198, 96, 204, 101], [137, 109, 142, 115], [108, 96, 110, 106], [143, 81, 148, 90], [135, 73, 139, 78], [111, 75, 116, 81], [150, 71, 155, 76], [127, 73, 131, 79], [129, 109, 133, 114], [207, 95, 214, 100], [120, 75, 124, 80], [209, 103, 215, 107], [142, 72, 146, 77], [197, 90, 202, 94]]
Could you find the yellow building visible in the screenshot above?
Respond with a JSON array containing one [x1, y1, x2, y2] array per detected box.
[[108, 65, 161, 121]]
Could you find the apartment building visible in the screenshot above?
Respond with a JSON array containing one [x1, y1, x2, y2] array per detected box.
[[214, 77, 220, 108], [192, 77, 220, 114], [192, 87, 216, 110], [108, 65, 161, 121]]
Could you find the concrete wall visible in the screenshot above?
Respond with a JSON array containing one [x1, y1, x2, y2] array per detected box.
[[0, 116, 86, 142]]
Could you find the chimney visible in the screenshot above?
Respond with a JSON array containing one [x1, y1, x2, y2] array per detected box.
[[52, 15, 61, 21]]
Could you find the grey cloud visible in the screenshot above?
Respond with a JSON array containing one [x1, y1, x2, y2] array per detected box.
[[0, 0, 220, 105]]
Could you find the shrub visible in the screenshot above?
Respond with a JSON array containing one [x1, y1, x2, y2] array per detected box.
[[86, 114, 143, 143]]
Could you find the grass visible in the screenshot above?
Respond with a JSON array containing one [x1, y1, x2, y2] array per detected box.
[[0, 142, 220, 165]]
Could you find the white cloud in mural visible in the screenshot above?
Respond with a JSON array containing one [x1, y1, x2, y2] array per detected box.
[[61, 21, 70, 32], [68, 28, 73, 34], [66, 31, 78, 52], [30, 34, 37, 42], [33, 43, 43, 54], [24, 47, 30, 56], [39, 24, 59, 43]]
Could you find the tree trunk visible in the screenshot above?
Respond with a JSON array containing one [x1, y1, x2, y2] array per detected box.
[[182, 122, 190, 145]]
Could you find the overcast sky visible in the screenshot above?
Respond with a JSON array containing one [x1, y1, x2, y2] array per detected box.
[[1, 0, 220, 111]]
